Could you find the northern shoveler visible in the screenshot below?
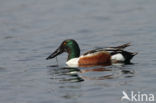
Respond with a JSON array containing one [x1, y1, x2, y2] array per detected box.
[[46, 39, 137, 67]]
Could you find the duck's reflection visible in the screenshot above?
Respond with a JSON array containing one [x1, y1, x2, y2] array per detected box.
[[48, 64, 135, 82], [48, 66, 84, 82], [80, 67, 111, 73]]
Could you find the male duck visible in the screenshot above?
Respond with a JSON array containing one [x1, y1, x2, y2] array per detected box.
[[46, 39, 137, 67]]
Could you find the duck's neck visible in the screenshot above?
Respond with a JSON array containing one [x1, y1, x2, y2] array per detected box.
[[67, 47, 80, 60]]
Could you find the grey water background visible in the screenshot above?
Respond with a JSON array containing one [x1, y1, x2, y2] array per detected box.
[[0, 0, 156, 103]]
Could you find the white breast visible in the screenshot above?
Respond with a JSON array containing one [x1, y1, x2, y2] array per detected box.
[[66, 58, 79, 67], [111, 53, 125, 61]]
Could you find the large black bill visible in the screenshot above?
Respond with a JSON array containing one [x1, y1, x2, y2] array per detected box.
[[46, 47, 63, 60]]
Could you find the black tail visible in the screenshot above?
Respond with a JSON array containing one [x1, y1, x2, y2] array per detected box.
[[121, 51, 138, 63]]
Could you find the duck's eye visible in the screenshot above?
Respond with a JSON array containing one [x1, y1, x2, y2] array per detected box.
[[63, 42, 67, 45]]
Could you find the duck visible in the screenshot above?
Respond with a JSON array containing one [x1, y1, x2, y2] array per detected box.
[[46, 39, 137, 67]]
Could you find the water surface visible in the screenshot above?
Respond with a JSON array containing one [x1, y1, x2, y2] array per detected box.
[[0, 0, 156, 103]]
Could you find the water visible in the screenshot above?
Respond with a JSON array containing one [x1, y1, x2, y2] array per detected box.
[[0, 0, 156, 103]]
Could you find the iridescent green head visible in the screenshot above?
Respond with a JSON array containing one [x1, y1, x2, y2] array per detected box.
[[46, 39, 80, 60]]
